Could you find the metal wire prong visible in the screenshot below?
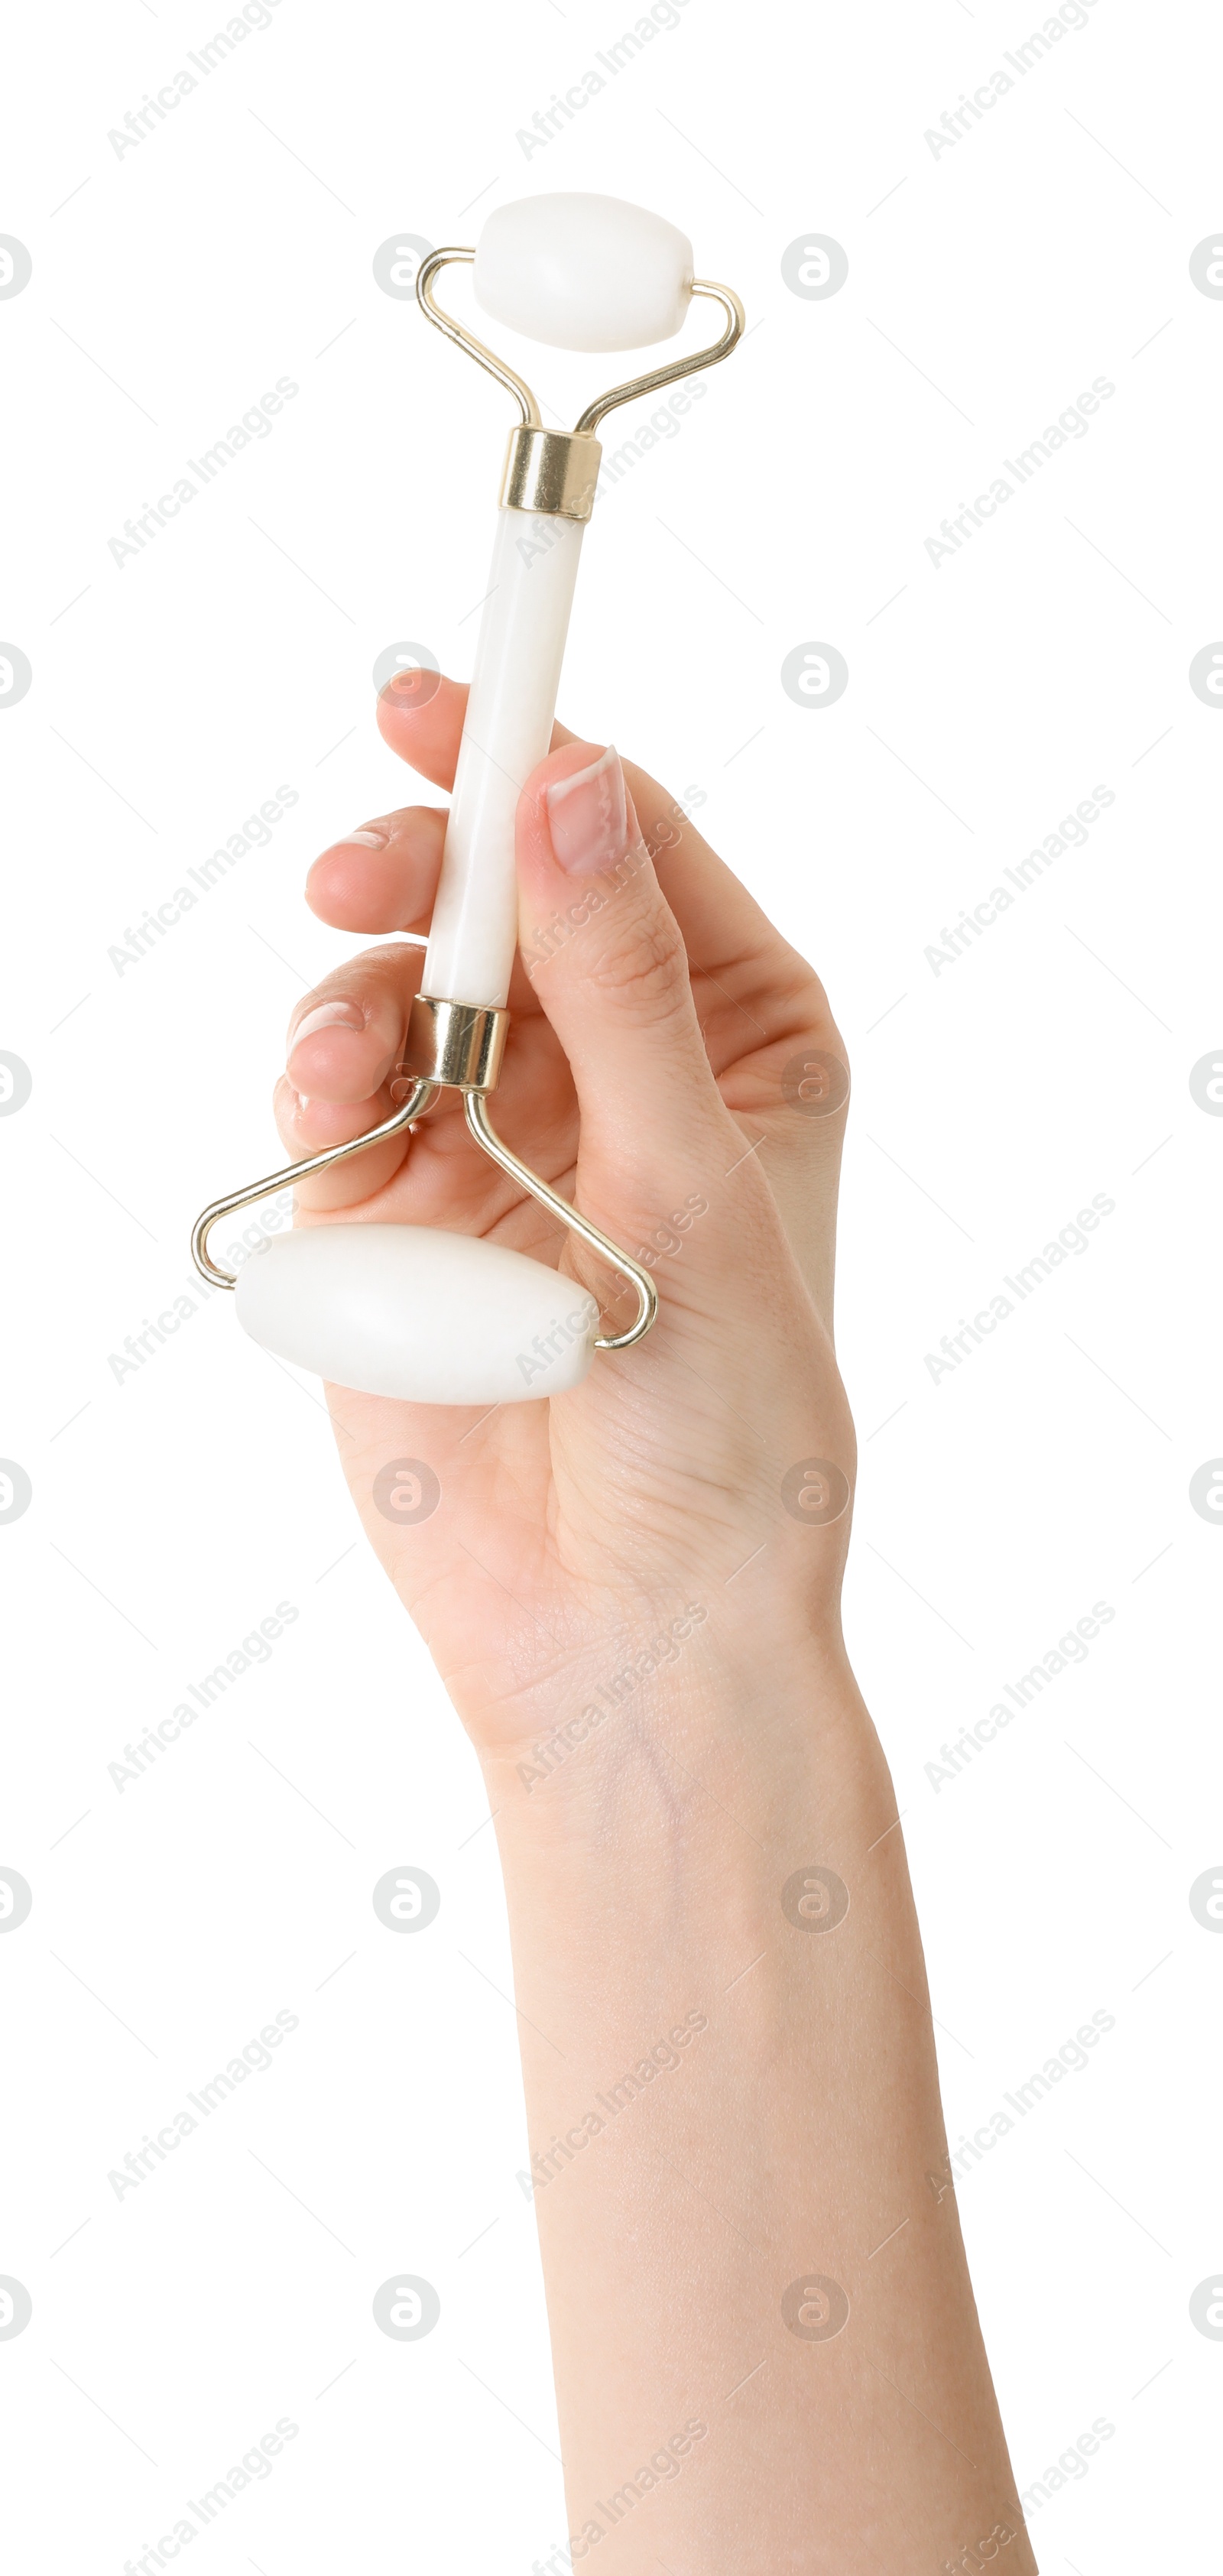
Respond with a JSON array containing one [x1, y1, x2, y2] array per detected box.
[[191, 1079, 438, 1290], [415, 248, 543, 428], [463, 1091, 658, 1352], [414, 254, 744, 446], [572, 281, 745, 435]]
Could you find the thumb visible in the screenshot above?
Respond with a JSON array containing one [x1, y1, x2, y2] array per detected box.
[[515, 739, 724, 1166]]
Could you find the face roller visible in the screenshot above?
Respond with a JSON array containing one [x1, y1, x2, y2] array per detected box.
[[190, 193, 745, 1405]]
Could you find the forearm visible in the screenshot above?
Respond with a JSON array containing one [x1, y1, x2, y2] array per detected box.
[[486, 1618, 1036, 2574]]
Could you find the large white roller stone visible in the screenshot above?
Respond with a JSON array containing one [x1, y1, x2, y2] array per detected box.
[[235, 1225, 600, 1404], [474, 193, 694, 351]]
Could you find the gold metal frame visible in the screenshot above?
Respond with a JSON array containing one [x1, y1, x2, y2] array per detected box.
[[190, 235, 745, 1368], [190, 1069, 655, 1351], [416, 247, 745, 523]]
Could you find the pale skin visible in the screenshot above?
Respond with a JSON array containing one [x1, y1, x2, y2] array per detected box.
[[277, 668, 1037, 2574]]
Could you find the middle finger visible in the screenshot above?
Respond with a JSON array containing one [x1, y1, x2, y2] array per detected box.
[[307, 803, 446, 936]]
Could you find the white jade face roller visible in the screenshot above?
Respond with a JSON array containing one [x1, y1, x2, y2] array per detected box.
[[191, 193, 744, 1406]]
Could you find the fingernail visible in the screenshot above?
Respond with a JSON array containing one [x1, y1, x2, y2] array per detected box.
[[290, 1000, 364, 1049], [545, 743, 631, 874], [344, 826, 388, 848]]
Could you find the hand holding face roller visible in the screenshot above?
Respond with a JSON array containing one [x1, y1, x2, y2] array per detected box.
[[191, 193, 744, 1404]]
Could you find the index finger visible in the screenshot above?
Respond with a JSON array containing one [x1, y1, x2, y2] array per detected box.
[[376, 669, 575, 791]]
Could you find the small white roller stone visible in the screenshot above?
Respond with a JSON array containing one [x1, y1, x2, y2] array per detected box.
[[474, 193, 694, 351], [235, 1225, 599, 1404]]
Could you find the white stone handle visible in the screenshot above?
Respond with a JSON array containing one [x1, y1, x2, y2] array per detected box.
[[423, 506, 586, 1009]]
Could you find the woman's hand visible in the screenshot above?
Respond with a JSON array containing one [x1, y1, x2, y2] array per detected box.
[[276, 673, 855, 1763], [274, 677, 1034, 2570]]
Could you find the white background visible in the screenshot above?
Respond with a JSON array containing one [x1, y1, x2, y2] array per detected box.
[[1, 0, 1220, 2566]]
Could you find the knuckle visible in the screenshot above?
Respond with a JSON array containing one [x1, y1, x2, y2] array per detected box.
[[583, 898, 689, 1022]]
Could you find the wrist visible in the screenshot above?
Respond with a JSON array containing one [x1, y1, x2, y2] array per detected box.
[[483, 1602, 890, 1893]]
